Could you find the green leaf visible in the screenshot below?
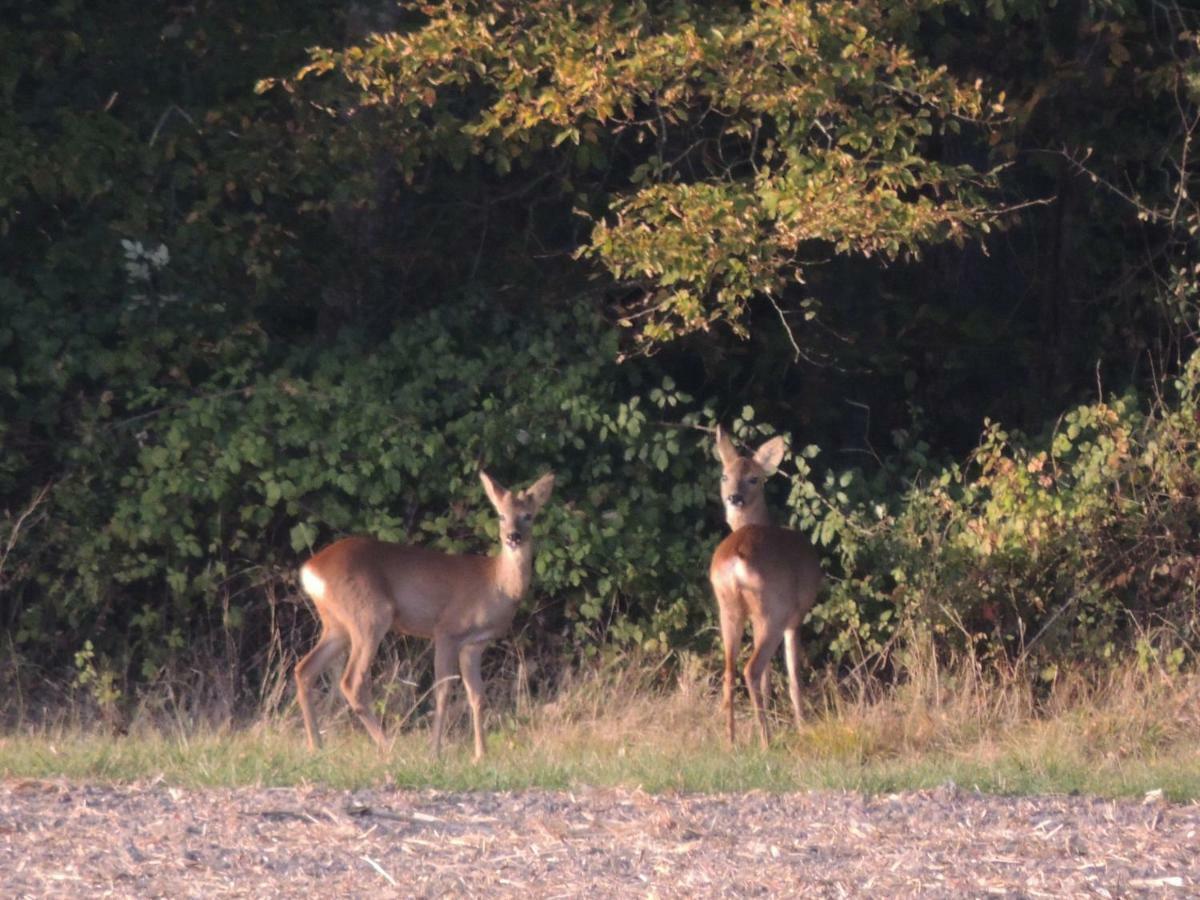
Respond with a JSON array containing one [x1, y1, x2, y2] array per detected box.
[[290, 522, 319, 554]]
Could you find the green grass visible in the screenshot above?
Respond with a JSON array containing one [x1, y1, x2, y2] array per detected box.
[[2, 724, 1197, 800], [3, 660, 1199, 801]]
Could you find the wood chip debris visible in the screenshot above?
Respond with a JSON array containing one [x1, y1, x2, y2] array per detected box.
[[0, 779, 1196, 897]]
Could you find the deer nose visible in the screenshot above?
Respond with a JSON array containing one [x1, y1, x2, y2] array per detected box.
[[505, 532, 523, 548], [726, 493, 744, 508]]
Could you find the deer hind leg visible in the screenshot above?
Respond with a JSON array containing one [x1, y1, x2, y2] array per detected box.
[[338, 608, 392, 751], [430, 635, 461, 758], [718, 603, 746, 746], [744, 625, 786, 750], [783, 627, 805, 733], [295, 625, 348, 751], [759, 667, 772, 718], [458, 642, 487, 762]]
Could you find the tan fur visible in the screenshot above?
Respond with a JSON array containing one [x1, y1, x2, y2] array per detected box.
[[295, 471, 555, 760], [709, 426, 822, 747]]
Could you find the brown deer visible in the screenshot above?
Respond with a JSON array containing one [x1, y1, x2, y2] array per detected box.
[[295, 471, 555, 760], [710, 426, 822, 748]]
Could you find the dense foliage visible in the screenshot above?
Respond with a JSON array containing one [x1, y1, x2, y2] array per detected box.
[[7, 301, 720, 682], [271, 0, 999, 345], [806, 360, 1200, 675], [1, 1, 1198, 712]]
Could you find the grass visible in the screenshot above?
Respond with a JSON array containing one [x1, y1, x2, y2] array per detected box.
[[2, 653, 1198, 801]]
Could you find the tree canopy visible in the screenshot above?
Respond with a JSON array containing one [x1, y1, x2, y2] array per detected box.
[[270, 0, 1000, 345]]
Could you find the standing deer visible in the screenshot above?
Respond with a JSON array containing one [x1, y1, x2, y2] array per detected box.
[[709, 426, 822, 748], [295, 470, 555, 760]]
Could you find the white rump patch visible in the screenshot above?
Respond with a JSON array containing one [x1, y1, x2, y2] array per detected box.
[[300, 565, 326, 600], [733, 556, 764, 591], [733, 557, 752, 583]]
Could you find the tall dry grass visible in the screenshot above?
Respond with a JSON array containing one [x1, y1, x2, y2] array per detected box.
[[511, 644, 1200, 767], [3, 639, 1198, 798]]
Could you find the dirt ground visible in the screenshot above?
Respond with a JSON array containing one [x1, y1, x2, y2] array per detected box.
[[1, 779, 1197, 898]]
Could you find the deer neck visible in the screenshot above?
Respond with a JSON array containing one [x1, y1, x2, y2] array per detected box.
[[494, 541, 534, 601], [726, 499, 770, 532]]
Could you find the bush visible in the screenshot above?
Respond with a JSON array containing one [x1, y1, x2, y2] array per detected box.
[[802, 347, 1200, 673], [1, 298, 732, 692], [5, 286, 1199, 709]]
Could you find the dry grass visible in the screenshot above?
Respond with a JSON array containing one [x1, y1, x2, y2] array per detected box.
[[2, 647, 1198, 799], [4, 654, 1199, 895]]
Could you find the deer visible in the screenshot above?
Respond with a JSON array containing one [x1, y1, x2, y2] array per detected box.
[[295, 470, 555, 761], [709, 426, 822, 748]]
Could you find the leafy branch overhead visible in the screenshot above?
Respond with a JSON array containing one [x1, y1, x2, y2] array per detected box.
[[265, 0, 1002, 347]]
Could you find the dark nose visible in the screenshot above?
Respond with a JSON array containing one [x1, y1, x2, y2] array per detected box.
[[506, 532, 523, 547], [727, 493, 744, 508]]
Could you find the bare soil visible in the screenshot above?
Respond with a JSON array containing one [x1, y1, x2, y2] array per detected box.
[[1, 779, 1197, 897]]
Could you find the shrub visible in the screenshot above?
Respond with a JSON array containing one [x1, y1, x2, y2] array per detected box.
[[802, 348, 1200, 673], [2, 298, 728, 691]]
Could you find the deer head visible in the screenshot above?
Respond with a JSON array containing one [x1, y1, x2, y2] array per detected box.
[[714, 425, 786, 531]]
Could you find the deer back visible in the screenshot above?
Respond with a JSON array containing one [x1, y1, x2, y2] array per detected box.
[[301, 536, 508, 641]]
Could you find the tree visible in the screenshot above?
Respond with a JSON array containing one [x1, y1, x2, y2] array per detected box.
[[267, 0, 1002, 350]]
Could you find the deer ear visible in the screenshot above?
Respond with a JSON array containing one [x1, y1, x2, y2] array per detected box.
[[479, 470, 509, 509], [714, 425, 739, 467], [522, 472, 556, 512], [752, 436, 787, 475]]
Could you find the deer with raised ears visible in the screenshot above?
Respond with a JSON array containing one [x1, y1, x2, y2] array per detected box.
[[709, 426, 822, 748], [295, 470, 555, 761]]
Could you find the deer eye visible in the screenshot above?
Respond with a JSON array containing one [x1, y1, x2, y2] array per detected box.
[[748, 477, 759, 485], [521, 512, 533, 523], [720, 474, 728, 482]]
